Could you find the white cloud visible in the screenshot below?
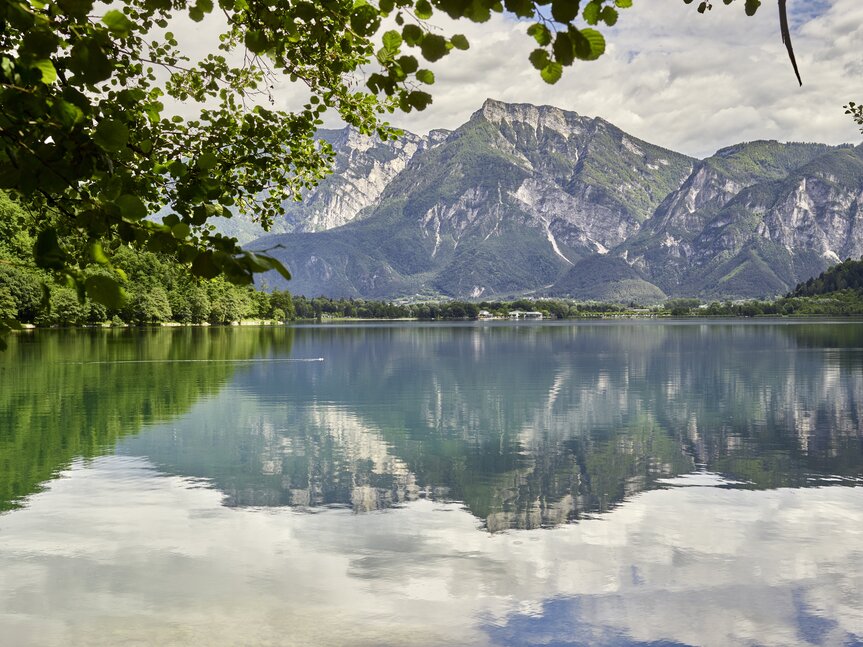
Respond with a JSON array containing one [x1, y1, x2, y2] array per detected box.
[[371, 0, 863, 157], [149, 0, 862, 158]]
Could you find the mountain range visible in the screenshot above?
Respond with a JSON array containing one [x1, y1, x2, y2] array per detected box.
[[234, 99, 863, 302]]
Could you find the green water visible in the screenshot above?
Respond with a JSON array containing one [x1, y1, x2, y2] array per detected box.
[[1, 322, 861, 646]]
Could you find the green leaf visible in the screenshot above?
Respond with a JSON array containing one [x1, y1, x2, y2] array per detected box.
[[575, 28, 605, 60], [245, 30, 268, 54], [115, 194, 148, 220], [259, 254, 291, 280], [540, 62, 563, 84], [600, 6, 618, 26], [504, 0, 535, 18], [56, 0, 93, 16], [615, 0, 632, 7], [582, 0, 601, 25], [85, 275, 125, 309], [382, 29, 402, 52], [171, 222, 191, 239], [22, 29, 60, 57], [402, 24, 423, 46], [415, 0, 432, 19], [406, 90, 432, 110], [191, 251, 221, 279], [51, 99, 84, 129], [69, 39, 113, 84], [241, 251, 272, 273], [415, 68, 435, 84], [350, 5, 380, 36], [529, 48, 550, 70], [745, 0, 760, 16], [189, 206, 208, 225], [527, 23, 552, 47], [420, 34, 448, 62], [463, 1, 491, 21], [168, 160, 187, 178], [34, 229, 68, 270], [90, 240, 110, 265], [397, 55, 418, 73], [197, 151, 219, 170], [93, 119, 129, 152], [101, 9, 134, 36], [450, 34, 469, 50], [553, 32, 574, 66], [551, 0, 580, 23], [32, 58, 57, 84]]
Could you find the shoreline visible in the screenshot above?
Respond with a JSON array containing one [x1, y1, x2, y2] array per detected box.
[[8, 312, 863, 334]]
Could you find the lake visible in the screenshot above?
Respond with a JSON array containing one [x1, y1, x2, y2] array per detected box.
[[1, 321, 862, 646]]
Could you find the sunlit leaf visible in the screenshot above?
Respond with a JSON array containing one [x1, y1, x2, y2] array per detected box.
[[101, 10, 134, 36], [32, 58, 57, 83], [540, 62, 563, 84]]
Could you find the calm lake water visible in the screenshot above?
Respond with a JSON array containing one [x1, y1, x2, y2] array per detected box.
[[1, 321, 862, 646]]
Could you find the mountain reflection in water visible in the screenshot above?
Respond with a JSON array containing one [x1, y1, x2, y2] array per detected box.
[[107, 321, 863, 531], [2, 322, 863, 647]]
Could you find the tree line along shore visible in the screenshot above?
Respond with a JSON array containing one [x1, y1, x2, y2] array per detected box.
[[5, 193, 863, 328], [6, 280, 863, 330]]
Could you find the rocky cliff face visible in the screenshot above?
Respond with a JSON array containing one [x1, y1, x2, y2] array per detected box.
[[470, 100, 694, 252], [295, 127, 433, 232], [248, 100, 862, 301], [213, 126, 449, 243], [613, 143, 863, 297]]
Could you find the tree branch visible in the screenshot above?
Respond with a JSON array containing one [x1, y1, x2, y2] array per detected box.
[[778, 0, 802, 86]]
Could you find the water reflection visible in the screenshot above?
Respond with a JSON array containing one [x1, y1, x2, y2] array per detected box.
[[0, 327, 293, 511], [0, 458, 860, 646], [113, 322, 863, 531], [3, 322, 863, 646]]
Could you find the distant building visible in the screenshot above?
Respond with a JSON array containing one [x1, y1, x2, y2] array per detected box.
[[478, 310, 493, 319], [508, 310, 543, 319]]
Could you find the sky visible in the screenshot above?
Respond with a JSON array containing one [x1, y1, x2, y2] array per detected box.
[[170, 0, 863, 160], [335, 0, 861, 159]]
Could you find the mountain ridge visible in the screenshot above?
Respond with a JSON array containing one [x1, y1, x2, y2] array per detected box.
[[243, 99, 862, 301]]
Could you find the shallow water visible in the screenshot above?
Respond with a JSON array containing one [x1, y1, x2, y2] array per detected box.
[[1, 322, 862, 646]]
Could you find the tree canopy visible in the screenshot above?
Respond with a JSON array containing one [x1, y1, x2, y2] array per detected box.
[[0, 0, 809, 341]]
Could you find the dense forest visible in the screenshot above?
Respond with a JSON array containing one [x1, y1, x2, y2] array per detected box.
[[0, 192, 294, 326], [789, 258, 863, 297]]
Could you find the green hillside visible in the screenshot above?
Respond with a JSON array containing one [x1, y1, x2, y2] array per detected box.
[[790, 257, 863, 296]]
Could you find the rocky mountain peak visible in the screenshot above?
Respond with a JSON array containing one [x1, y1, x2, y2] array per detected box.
[[425, 128, 452, 147], [475, 98, 588, 138]]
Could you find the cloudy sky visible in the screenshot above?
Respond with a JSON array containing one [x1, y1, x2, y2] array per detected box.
[[352, 0, 863, 158], [170, 1, 861, 158]]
